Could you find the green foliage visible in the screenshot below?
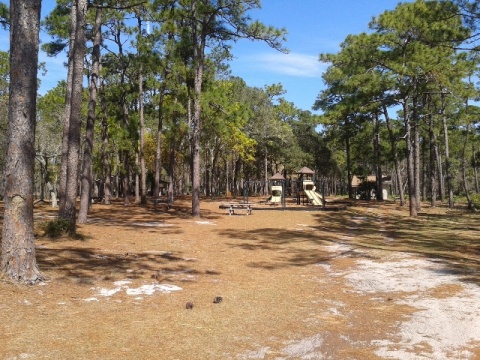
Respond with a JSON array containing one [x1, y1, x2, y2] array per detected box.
[[0, 2, 8, 29], [356, 180, 377, 200], [42, 218, 74, 238], [469, 193, 480, 209]]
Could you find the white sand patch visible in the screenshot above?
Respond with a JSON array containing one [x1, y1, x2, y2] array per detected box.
[[126, 284, 182, 296], [376, 287, 480, 360], [114, 280, 132, 287], [345, 255, 480, 359], [322, 243, 353, 253], [130, 222, 173, 227], [237, 346, 271, 359], [345, 256, 462, 293], [88, 280, 182, 300], [194, 221, 217, 225], [280, 334, 325, 359]]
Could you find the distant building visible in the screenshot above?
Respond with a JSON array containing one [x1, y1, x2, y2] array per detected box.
[[351, 175, 392, 200]]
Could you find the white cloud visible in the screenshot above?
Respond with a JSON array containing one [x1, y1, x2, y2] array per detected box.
[[244, 52, 326, 78]]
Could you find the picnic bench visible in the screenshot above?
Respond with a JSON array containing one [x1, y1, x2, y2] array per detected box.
[[219, 203, 253, 215], [153, 198, 172, 210]]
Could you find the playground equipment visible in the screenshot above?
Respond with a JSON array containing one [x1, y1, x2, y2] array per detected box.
[[270, 172, 285, 204], [240, 168, 326, 209], [296, 166, 325, 206], [242, 173, 286, 209]]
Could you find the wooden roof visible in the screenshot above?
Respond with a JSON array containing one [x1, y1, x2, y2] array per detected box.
[[297, 166, 314, 174], [270, 172, 285, 180]]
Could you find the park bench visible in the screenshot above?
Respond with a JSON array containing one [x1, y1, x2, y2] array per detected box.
[[219, 203, 253, 215], [153, 198, 172, 210]]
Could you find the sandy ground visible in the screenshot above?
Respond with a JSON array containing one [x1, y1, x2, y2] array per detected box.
[[1, 197, 479, 359]]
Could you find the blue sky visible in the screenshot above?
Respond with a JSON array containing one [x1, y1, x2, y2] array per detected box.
[[1, 0, 409, 112], [228, 0, 411, 113]]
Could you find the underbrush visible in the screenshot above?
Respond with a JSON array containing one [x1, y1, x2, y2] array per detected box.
[[41, 218, 74, 238]]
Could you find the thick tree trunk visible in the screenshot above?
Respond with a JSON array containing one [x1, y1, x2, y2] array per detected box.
[[78, 8, 101, 223], [1, 0, 43, 283]]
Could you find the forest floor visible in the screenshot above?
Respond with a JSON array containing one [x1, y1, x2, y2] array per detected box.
[[1, 196, 480, 359]]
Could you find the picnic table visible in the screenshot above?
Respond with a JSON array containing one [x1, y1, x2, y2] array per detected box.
[[219, 203, 253, 215]]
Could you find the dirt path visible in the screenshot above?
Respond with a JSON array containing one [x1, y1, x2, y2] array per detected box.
[[1, 198, 479, 359]]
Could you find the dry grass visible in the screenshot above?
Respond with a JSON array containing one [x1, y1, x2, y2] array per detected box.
[[0, 196, 479, 359]]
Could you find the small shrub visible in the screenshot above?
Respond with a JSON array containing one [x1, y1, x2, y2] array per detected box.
[[43, 218, 74, 238], [469, 193, 480, 210]]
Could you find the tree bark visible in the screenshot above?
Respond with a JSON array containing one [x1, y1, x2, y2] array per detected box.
[[383, 104, 405, 205], [442, 107, 454, 208], [404, 102, 418, 217], [472, 143, 479, 193], [78, 7, 101, 223], [59, 0, 87, 234], [100, 77, 111, 205], [1, 0, 43, 283], [154, 83, 166, 201], [58, 0, 77, 212], [429, 113, 437, 207], [412, 94, 421, 212], [191, 3, 205, 217], [136, 16, 147, 205]]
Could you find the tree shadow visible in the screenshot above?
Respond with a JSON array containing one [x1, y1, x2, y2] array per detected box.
[[36, 245, 221, 285], [220, 203, 480, 286]]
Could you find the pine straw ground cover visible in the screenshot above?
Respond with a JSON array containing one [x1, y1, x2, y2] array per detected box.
[[1, 196, 480, 360]]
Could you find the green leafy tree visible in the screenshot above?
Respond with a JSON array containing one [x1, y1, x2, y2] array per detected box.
[[160, 0, 287, 216]]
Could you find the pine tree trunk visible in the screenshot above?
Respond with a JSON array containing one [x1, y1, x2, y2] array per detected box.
[[1, 0, 43, 283], [78, 8, 101, 223], [383, 104, 405, 205], [138, 67, 147, 204], [412, 95, 421, 212], [137, 15, 147, 205], [100, 78, 111, 205], [472, 144, 479, 193], [429, 113, 437, 207], [462, 123, 474, 209], [191, 18, 205, 217], [59, 0, 87, 234], [404, 103, 418, 217], [58, 0, 76, 212], [167, 133, 176, 204], [436, 146, 445, 202], [443, 111, 454, 208], [346, 134, 353, 199]]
